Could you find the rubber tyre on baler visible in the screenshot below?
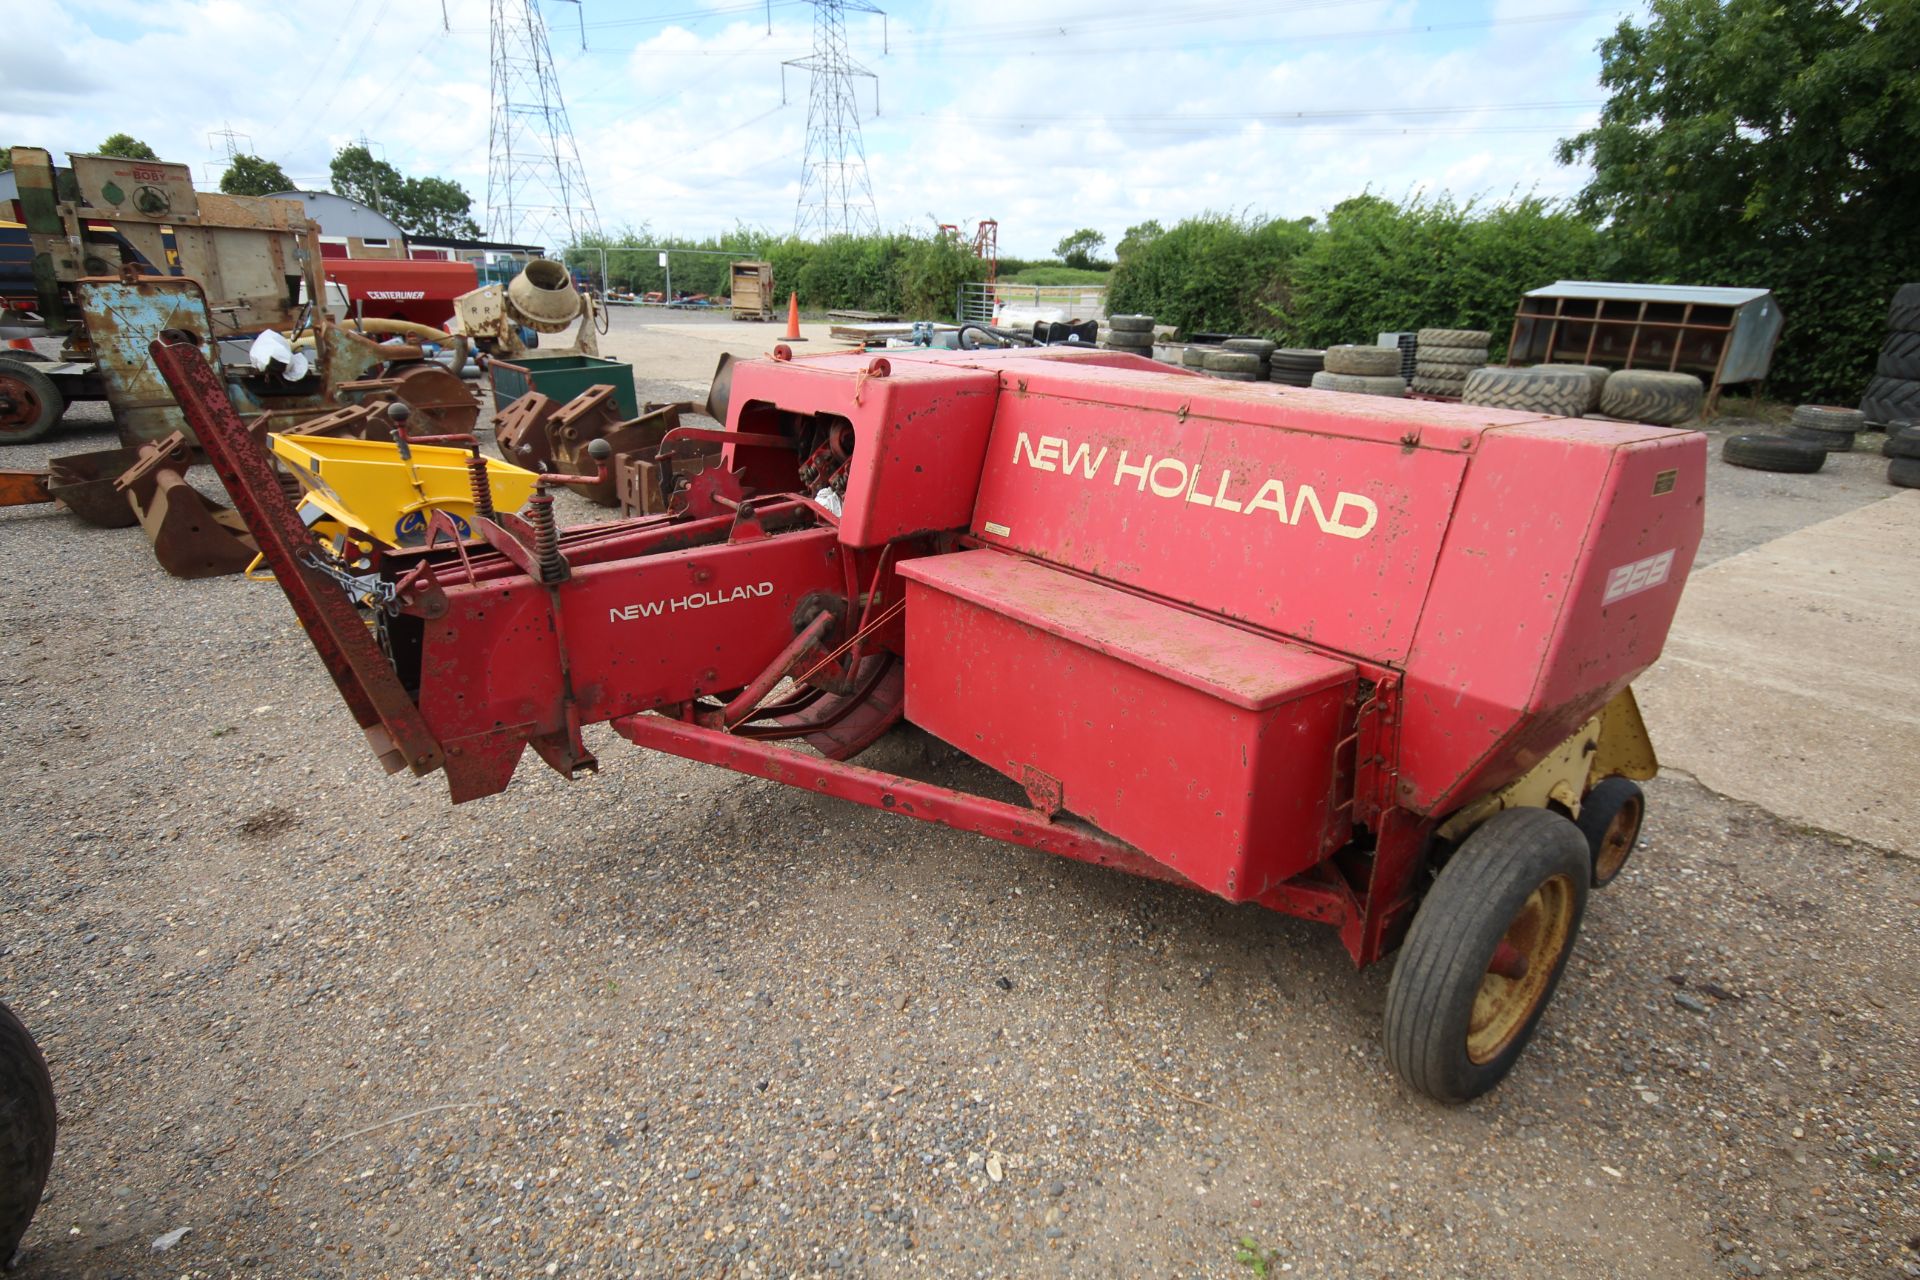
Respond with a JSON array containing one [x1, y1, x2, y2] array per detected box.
[[1384, 808, 1591, 1102], [0, 1001, 55, 1262], [1575, 777, 1645, 887]]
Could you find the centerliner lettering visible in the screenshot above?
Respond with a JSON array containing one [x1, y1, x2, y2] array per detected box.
[[610, 581, 773, 622], [1011, 432, 1379, 540]]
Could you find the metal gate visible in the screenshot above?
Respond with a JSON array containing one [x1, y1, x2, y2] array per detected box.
[[956, 282, 1108, 326]]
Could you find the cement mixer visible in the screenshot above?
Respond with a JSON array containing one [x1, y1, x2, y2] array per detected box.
[[451, 259, 606, 361]]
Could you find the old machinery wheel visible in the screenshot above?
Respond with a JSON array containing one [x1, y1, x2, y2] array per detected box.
[[0, 1001, 55, 1261], [0, 359, 63, 445], [1576, 776, 1645, 887], [1384, 807, 1589, 1102], [1721, 433, 1825, 473]]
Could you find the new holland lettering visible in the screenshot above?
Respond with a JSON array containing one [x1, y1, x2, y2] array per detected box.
[[1012, 431, 1379, 540], [610, 581, 774, 623]]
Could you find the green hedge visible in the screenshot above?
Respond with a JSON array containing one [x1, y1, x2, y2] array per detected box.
[[567, 227, 983, 318]]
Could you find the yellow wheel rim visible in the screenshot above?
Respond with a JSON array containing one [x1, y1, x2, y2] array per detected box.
[[1467, 874, 1576, 1064]]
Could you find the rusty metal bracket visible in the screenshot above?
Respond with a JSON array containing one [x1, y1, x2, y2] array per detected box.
[[113, 430, 259, 578]]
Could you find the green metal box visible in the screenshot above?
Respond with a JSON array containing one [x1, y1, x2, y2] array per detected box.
[[490, 354, 639, 420]]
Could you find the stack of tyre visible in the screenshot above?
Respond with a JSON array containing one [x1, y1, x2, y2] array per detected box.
[[1886, 426, 1920, 489], [1101, 314, 1156, 358], [1861, 283, 1920, 429], [1196, 338, 1276, 382], [1411, 328, 1490, 397], [1310, 344, 1406, 397], [1269, 348, 1325, 387], [1722, 405, 1863, 475]]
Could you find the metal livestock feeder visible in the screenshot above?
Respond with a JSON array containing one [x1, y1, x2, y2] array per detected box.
[[155, 338, 1706, 1102]]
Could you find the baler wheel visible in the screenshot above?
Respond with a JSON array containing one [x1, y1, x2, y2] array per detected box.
[[0, 1001, 55, 1262], [1576, 776, 1645, 887], [1384, 808, 1589, 1103]]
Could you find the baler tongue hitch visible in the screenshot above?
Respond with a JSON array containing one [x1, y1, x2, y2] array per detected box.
[[151, 333, 1706, 1103]]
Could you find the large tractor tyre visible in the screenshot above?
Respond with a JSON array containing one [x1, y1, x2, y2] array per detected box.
[[1310, 370, 1407, 397], [1323, 344, 1401, 377], [1784, 425, 1856, 453], [1223, 337, 1278, 357], [1576, 777, 1645, 887], [0, 359, 64, 445], [1108, 314, 1155, 334], [1203, 350, 1266, 375], [1384, 808, 1591, 1103], [1534, 363, 1611, 400], [1888, 282, 1920, 333], [1876, 332, 1920, 381], [0, 1002, 55, 1262], [1722, 433, 1826, 473], [1890, 457, 1920, 489], [1460, 366, 1594, 416], [1412, 374, 1468, 397], [1418, 347, 1490, 370], [1597, 369, 1705, 425], [1790, 404, 1866, 433], [1416, 327, 1491, 347], [1860, 375, 1920, 427]]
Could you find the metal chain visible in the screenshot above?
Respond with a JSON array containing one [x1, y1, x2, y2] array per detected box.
[[300, 549, 398, 613]]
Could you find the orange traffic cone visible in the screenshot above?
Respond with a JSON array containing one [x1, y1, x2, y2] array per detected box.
[[781, 291, 806, 342]]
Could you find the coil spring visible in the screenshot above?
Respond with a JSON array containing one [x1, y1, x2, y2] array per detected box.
[[467, 455, 495, 522], [528, 492, 562, 581]]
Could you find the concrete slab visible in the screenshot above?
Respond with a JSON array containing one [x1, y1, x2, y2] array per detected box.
[[1637, 488, 1920, 856]]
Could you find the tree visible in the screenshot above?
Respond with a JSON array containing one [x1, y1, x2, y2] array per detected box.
[[1053, 228, 1107, 270], [97, 134, 159, 160], [328, 144, 482, 238], [399, 176, 482, 238], [1558, 0, 1920, 397], [219, 154, 293, 196], [1116, 220, 1163, 260], [329, 144, 404, 215]]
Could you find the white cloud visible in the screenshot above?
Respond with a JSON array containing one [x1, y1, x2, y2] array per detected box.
[[3, 0, 1636, 255]]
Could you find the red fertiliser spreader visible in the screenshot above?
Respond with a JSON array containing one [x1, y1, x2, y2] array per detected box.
[[155, 337, 1705, 1101]]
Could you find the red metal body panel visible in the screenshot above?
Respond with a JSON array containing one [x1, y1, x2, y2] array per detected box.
[[900, 551, 1357, 899], [723, 357, 1003, 547], [322, 258, 478, 328], [1397, 420, 1705, 812], [965, 359, 1471, 663]]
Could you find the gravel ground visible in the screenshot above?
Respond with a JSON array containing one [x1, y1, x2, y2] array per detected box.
[[0, 378, 1915, 1278]]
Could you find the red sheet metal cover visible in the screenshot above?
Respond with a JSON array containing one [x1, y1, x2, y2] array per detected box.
[[965, 369, 1471, 664], [899, 551, 1358, 899]]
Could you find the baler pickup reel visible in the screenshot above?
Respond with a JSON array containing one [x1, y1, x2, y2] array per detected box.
[[150, 333, 904, 802]]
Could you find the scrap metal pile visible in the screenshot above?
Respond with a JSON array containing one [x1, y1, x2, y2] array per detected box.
[[152, 336, 1706, 1104]]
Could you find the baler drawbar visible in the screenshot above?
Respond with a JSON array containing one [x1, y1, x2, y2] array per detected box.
[[154, 334, 1705, 1101]]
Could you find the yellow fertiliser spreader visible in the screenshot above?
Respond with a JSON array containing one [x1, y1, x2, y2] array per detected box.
[[270, 433, 540, 551]]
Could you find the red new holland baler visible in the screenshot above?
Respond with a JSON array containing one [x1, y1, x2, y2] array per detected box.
[[155, 338, 1705, 1101]]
